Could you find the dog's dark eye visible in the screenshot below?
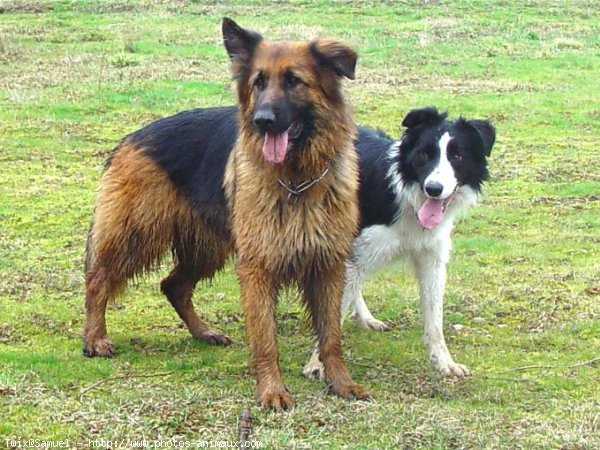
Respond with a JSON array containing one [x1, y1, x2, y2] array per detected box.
[[420, 151, 430, 162], [447, 141, 462, 161], [449, 145, 462, 161], [254, 73, 266, 91], [285, 73, 302, 89]]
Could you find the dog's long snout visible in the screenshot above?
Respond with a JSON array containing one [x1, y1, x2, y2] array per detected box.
[[425, 182, 444, 198], [253, 108, 276, 131]]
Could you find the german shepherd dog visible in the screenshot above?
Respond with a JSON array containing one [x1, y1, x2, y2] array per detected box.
[[83, 18, 370, 410]]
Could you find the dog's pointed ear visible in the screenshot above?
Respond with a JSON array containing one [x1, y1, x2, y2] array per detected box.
[[467, 120, 496, 156], [310, 38, 357, 80], [222, 18, 263, 74], [402, 107, 447, 129]]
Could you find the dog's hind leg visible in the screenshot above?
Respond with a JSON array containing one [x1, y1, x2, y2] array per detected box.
[[84, 264, 123, 357], [160, 263, 231, 346], [346, 233, 396, 332], [346, 266, 389, 332], [83, 145, 180, 357], [161, 218, 232, 346], [302, 343, 324, 381], [83, 220, 162, 357]]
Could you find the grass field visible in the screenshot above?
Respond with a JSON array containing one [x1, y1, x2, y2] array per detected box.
[[1, 0, 599, 448]]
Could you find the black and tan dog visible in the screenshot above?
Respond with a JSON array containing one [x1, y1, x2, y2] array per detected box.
[[83, 18, 370, 410]]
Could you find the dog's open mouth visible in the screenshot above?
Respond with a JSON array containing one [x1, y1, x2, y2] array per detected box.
[[417, 194, 454, 230], [262, 121, 302, 164]]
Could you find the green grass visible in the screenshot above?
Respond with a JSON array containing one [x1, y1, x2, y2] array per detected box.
[[1, 0, 599, 448]]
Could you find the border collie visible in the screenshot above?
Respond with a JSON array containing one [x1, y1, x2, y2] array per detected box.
[[304, 107, 495, 378]]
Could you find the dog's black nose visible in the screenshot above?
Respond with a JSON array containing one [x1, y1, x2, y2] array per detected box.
[[253, 109, 276, 130], [425, 182, 444, 198]]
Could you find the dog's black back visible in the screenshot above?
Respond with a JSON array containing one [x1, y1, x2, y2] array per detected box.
[[126, 106, 238, 212]]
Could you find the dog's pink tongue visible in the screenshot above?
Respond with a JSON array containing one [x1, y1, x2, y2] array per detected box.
[[418, 198, 445, 230], [262, 131, 288, 164]]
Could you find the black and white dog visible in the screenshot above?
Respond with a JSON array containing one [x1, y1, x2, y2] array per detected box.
[[303, 107, 495, 378]]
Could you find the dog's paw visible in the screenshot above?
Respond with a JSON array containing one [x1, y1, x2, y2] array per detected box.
[[438, 361, 470, 378], [195, 330, 231, 346], [357, 317, 389, 332], [329, 382, 372, 401], [83, 337, 116, 358], [350, 312, 389, 332], [259, 390, 295, 412], [302, 359, 325, 381]]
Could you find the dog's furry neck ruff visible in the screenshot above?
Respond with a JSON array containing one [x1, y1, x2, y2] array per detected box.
[[277, 162, 330, 202]]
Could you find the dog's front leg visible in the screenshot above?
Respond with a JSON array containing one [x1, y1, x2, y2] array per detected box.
[[304, 264, 371, 401], [237, 262, 294, 411], [413, 252, 470, 378], [302, 261, 368, 381]]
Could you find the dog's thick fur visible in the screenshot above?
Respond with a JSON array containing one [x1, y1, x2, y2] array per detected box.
[[83, 18, 369, 410]]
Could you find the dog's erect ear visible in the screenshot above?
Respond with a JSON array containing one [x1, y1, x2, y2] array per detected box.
[[310, 39, 357, 80], [467, 120, 496, 156], [402, 107, 448, 129], [222, 18, 263, 74]]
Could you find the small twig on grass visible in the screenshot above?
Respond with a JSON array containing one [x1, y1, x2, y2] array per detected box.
[[238, 408, 253, 444], [566, 356, 600, 369], [480, 376, 532, 383], [79, 369, 179, 397], [499, 355, 599, 374], [499, 364, 555, 373], [79, 342, 190, 398]]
